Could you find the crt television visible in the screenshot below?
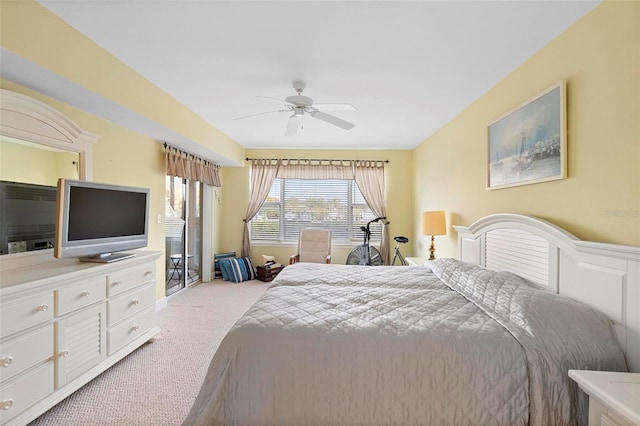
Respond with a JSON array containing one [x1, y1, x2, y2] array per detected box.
[[55, 179, 150, 262]]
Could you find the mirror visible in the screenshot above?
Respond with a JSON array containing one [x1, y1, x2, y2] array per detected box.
[[0, 89, 96, 258], [0, 137, 79, 255], [1, 136, 79, 185]]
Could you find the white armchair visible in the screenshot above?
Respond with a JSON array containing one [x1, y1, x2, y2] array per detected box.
[[289, 229, 332, 264]]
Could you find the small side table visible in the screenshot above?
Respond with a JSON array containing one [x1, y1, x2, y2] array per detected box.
[[406, 257, 425, 266], [256, 265, 284, 282], [568, 370, 640, 426], [168, 254, 194, 282]]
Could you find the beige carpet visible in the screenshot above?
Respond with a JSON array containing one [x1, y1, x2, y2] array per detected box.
[[29, 280, 269, 426]]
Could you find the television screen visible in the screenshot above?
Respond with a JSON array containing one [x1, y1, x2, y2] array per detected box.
[[55, 179, 150, 262], [68, 187, 147, 241]]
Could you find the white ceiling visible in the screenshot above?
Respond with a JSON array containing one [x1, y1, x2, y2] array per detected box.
[[20, 1, 600, 155]]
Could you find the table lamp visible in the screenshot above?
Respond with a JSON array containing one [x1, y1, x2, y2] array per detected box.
[[422, 211, 446, 260]]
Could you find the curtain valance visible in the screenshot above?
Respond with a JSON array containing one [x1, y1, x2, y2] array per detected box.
[[164, 144, 221, 186], [245, 158, 387, 180]]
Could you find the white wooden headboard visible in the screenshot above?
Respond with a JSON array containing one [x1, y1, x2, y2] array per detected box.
[[453, 214, 640, 373]]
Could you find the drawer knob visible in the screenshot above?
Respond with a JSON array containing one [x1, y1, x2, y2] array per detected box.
[[60, 349, 70, 358], [38, 304, 49, 312], [1, 357, 13, 367], [144, 271, 152, 276], [1, 399, 14, 410], [112, 280, 121, 287], [132, 299, 140, 306], [82, 290, 91, 298], [132, 325, 140, 332]]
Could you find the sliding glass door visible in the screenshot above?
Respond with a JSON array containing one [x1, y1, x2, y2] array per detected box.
[[165, 176, 202, 296]]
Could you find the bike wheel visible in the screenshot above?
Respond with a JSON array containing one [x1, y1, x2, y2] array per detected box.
[[346, 245, 383, 266], [368, 246, 383, 266]]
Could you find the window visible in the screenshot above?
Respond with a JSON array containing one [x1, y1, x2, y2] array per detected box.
[[251, 178, 381, 243]]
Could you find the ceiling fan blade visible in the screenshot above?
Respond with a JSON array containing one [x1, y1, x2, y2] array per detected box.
[[256, 96, 294, 105], [233, 109, 287, 120], [313, 103, 357, 111], [285, 115, 301, 136], [309, 110, 355, 130]]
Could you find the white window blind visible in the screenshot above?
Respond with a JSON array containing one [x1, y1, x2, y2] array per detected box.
[[251, 178, 381, 243]]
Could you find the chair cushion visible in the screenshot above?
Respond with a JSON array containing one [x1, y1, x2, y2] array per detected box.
[[299, 250, 329, 263], [226, 257, 256, 283]]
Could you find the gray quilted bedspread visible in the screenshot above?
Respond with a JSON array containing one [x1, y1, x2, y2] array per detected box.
[[184, 260, 627, 426]]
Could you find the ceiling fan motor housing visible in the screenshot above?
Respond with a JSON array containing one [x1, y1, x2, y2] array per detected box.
[[285, 95, 313, 107]]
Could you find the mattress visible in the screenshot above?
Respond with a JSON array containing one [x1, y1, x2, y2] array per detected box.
[[184, 259, 627, 426]]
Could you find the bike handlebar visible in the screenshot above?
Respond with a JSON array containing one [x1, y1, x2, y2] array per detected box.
[[365, 216, 388, 233], [360, 217, 388, 245], [367, 216, 386, 225]]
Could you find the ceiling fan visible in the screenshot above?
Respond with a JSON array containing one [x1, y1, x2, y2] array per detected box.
[[234, 80, 356, 136]]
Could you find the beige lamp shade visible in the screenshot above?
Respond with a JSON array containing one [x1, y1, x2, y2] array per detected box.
[[422, 211, 446, 236]]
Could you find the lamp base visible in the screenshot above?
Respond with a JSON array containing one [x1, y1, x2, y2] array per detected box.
[[428, 235, 436, 260]]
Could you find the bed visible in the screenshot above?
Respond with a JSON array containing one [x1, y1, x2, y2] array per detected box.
[[184, 214, 640, 426]]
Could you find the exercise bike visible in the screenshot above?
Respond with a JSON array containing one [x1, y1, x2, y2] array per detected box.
[[346, 216, 386, 266]]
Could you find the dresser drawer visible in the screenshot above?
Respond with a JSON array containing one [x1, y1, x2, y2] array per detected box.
[[107, 307, 154, 355], [107, 262, 155, 297], [0, 293, 54, 337], [0, 326, 53, 384], [55, 276, 106, 316], [0, 361, 54, 424], [107, 283, 155, 327]]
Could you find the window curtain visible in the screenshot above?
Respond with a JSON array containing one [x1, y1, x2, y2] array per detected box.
[[242, 159, 280, 257], [354, 161, 389, 264], [164, 144, 221, 187], [246, 158, 388, 263]]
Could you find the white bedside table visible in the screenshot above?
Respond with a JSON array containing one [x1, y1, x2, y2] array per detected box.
[[569, 370, 640, 426], [406, 257, 425, 266]]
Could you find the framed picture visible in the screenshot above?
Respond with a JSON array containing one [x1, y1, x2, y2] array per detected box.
[[487, 80, 566, 190]]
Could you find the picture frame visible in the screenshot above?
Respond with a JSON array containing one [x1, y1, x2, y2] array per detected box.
[[487, 80, 566, 190]]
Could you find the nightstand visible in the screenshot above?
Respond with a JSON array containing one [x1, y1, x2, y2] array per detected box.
[[568, 370, 640, 425], [406, 257, 425, 266]]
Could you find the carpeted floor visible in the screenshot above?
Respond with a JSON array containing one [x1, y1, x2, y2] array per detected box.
[[29, 280, 269, 426]]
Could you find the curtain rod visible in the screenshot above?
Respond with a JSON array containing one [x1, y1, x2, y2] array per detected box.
[[245, 157, 389, 164], [163, 142, 220, 166]]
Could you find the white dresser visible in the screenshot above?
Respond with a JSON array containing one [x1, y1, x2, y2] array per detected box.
[[0, 251, 160, 426]]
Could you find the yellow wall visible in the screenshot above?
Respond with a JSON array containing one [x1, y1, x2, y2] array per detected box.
[[1, 79, 168, 299], [219, 149, 414, 266], [413, 0, 640, 259]]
